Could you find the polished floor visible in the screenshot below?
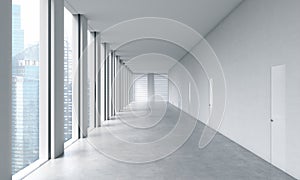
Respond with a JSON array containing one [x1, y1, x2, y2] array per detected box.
[[26, 102, 295, 180]]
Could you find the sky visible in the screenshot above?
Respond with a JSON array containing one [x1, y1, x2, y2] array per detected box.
[[64, 7, 73, 44], [12, 0, 73, 48], [13, 0, 40, 47]]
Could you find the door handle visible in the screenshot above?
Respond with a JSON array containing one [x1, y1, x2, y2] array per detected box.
[[270, 119, 274, 122]]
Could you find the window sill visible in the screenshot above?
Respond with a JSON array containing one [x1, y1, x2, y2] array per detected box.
[[12, 158, 48, 180], [64, 137, 78, 150]]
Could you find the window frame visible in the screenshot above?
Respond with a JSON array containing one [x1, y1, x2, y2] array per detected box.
[[12, 0, 49, 179], [64, 7, 79, 148]]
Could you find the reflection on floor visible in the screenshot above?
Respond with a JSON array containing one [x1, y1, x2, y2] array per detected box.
[[26, 102, 295, 180]]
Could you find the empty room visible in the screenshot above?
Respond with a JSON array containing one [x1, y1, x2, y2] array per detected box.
[[0, 0, 299, 179]]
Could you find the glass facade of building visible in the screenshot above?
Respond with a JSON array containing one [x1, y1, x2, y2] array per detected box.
[[11, 2, 74, 174], [12, 4, 40, 174], [63, 8, 74, 142], [64, 40, 73, 142], [12, 5, 24, 57]]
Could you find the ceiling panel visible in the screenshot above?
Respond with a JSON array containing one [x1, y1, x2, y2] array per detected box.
[[117, 39, 186, 61], [66, 0, 243, 72], [66, 0, 242, 35]]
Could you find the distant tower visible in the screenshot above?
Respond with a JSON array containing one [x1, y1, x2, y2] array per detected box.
[[12, 4, 40, 175], [64, 40, 73, 142], [12, 4, 24, 58], [12, 44, 40, 175]]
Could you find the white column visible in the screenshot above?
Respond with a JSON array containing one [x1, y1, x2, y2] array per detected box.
[[127, 68, 130, 105], [119, 58, 122, 110], [119, 60, 122, 111], [121, 63, 124, 110], [123, 66, 125, 108], [123, 64, 126, 108], [116, 56, 120, 112], [129, 70, 133, 103], [88, 31, 96, 130], [72, 14, 79, 141], [100, 42, 106, 124], [79, 15, 88, 138], [104, 44, 110, 120], [0, 0, 12, 178], [114, 53, 117, 115], [108, 51, 112, 119], [96, 34, 102, 127], [148, 73, 155, 101], [126, 67, 129, 105], [104, 43, 107, 120], [131, 71, 134, 102], [51, 0, 64, 159], [40, 0, 50, 160], [111, 51, 115, 116]]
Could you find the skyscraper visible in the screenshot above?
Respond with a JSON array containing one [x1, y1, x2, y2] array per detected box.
[[12, 5, 24, 58], [64, 40, 73, 142], [12, 4, 39, 175], [12, 45, 40, 175]]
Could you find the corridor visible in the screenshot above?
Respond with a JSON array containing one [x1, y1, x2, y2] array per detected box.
[[26, 102, 294, 180]]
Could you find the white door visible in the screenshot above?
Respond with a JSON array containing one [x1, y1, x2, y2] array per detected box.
[[188, 82, 191, 113], [209, 78, 213, 117], [271, 64, 286, 170]]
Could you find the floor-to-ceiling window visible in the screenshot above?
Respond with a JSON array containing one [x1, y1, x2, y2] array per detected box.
[[133, 74, 168, 102], [154, 74, 168, 101], [64, 8, 73, 142], [11, 0, 40, 175], [134, 74, 148, 102]]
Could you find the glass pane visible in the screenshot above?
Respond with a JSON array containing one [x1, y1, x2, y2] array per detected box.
[[12, 0, 40, 175], [64, 8, 73, 142], [87, 31, 93, 129], [154, 74, 168, 101], [134, 74, 148, 102]]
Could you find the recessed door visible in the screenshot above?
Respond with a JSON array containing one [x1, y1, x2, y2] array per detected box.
[[209, 78, 213, 118], [271, 64, 286, 170]]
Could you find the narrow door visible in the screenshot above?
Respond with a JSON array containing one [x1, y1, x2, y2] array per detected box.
[[271, 64, 286, 170], [209, 78, 213, 118], [188, 82, 191, 113]]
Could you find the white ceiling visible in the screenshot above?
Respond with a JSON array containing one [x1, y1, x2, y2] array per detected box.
[[125, 53, 177, 74], [117, 39, 186, 61], [117, 39, 186, 73], [66, 0, 242, 73]]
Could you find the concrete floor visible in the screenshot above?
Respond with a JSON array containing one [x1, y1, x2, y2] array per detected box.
[[26, 102, 295, 180]]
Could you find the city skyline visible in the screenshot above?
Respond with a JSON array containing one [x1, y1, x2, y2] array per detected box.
[[12, 3, 73, 175]]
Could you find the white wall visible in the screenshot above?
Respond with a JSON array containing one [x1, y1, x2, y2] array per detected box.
[[168, 0, 300, 178], [169, 55, 209, 121]]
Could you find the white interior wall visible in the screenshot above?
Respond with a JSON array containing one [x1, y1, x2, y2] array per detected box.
[[168, 0, 300, 178], [169, 54, 209, 122]]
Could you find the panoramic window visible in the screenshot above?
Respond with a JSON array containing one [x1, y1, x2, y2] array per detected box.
[[154, 74, 168, 101], [134, 74, 148, 102], [64, 8, 73, 142], [11, 0, 40, 175], [133, 74, 168, 102]]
